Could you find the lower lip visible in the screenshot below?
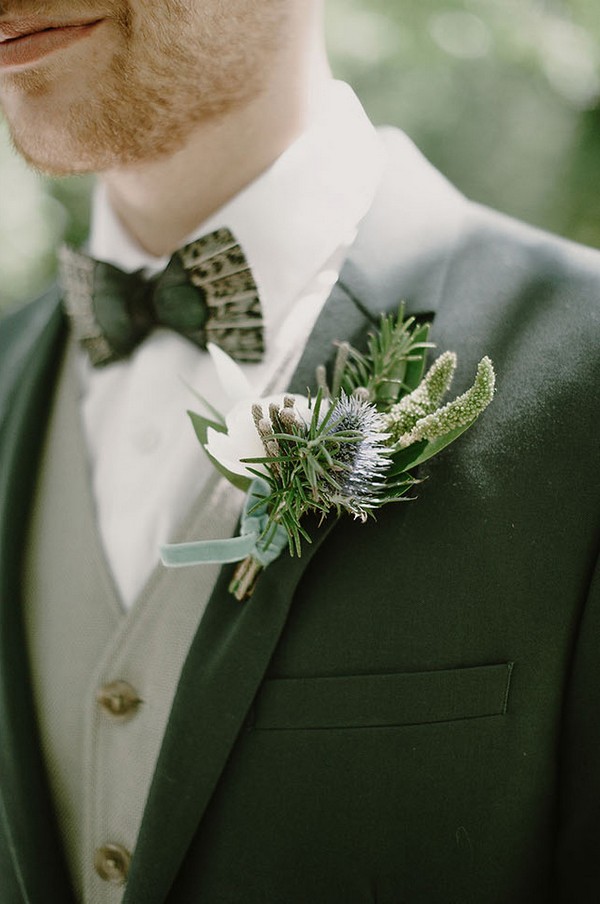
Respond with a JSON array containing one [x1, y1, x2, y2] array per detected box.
[[0, 21, 102, 69]]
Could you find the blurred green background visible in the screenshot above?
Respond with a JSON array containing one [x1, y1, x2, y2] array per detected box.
[[1, 0, 599, 310]]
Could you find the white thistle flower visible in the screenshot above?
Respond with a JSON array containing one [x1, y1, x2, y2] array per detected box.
[[322, 393, 391, 519]]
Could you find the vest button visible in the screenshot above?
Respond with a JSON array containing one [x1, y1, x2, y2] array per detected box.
[[96, 680, 142, 720], [94, 843, 131, 885]]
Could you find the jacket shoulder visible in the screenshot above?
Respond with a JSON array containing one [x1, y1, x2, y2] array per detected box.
[[0, 286, 62, 356], [463, 201, 600, 297], [451, 202, 600, 365], [0, 285, 61, 343], [357, 127, 600, 328], [0, 286, 63, 413]]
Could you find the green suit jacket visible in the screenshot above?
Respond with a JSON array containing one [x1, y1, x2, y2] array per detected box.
[[1, 131, 599, 903]]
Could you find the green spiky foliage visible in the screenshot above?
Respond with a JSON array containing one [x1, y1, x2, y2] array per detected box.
[[322, 307, 434, 407], [241, 390, 409, 556], [189, 306, 496, 567]]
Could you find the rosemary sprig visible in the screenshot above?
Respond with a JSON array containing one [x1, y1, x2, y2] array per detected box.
[[331, 307, 434, 406]]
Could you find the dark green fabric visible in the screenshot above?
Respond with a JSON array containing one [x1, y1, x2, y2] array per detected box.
[[86, 255, 206, 358], [251, 663, 514, 730], [1, 131, 599, 903]]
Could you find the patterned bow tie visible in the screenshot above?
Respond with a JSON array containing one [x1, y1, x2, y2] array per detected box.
[[58, 227, 264, 367]]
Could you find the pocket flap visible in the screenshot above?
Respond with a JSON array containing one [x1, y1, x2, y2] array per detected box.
[[252, 662, 514, 730]]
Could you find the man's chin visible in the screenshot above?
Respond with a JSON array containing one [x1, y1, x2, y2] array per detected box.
[[4, 108, 147, 176], [1, 93, 94, 174], [6, 128, 101, 176], [7, 127, 192, 177]]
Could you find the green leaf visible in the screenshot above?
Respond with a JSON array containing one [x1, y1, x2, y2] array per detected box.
[[405, 422, 475, 468], [380, 482, 415, 500], [205, 450, 252, 492], [389, 421, 476, 475], [402, 323, 432, 392], [387, 440, 428, 476], [188, 410, 251, 492], [188, 409, 227, 442], [181, 381, 226, 426]]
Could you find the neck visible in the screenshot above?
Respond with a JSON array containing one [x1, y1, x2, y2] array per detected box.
[[101, 12, 331, 258]]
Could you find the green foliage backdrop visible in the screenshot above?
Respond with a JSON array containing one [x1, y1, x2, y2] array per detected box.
[[1, 0, 599, 309]]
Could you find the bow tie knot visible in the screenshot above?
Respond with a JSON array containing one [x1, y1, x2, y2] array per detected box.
[[59, 227, 264, 367]]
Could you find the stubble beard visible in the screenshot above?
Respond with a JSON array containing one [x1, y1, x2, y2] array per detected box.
[[1, 2, 286, 175]]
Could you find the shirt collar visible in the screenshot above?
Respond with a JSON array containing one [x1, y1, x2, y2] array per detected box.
[[89, 81, 384, 328]]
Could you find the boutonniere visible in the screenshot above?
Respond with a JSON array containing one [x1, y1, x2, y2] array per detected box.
[[161, 307, 495, 600]]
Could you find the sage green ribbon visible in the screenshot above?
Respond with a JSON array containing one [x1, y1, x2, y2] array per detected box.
[[160, 478, 288, 569]]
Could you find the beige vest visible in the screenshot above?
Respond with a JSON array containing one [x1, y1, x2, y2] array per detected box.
[[23, 343, 242, 903]]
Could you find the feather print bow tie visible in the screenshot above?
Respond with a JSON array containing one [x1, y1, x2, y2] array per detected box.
[[58, 227, 264, 367]]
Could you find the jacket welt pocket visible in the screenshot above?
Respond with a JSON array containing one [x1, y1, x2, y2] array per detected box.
[[251, 662, 514, 730]]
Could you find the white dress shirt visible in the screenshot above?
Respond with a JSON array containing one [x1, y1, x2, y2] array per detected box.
[[81, 81, 384, 608]]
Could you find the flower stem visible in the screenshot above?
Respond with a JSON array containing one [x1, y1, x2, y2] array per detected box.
[[229, 556, 263, 601]]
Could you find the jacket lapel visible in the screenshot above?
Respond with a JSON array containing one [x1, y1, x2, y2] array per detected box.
[[126, 129, 468, 902], [125, 510, 339, 903], [0, 291, 76, 902], [125, 281, 372, 904]]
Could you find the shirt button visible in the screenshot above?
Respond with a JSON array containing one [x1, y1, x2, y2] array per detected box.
[[96, 680, 142, 720], [94, 843, 131, 885]]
